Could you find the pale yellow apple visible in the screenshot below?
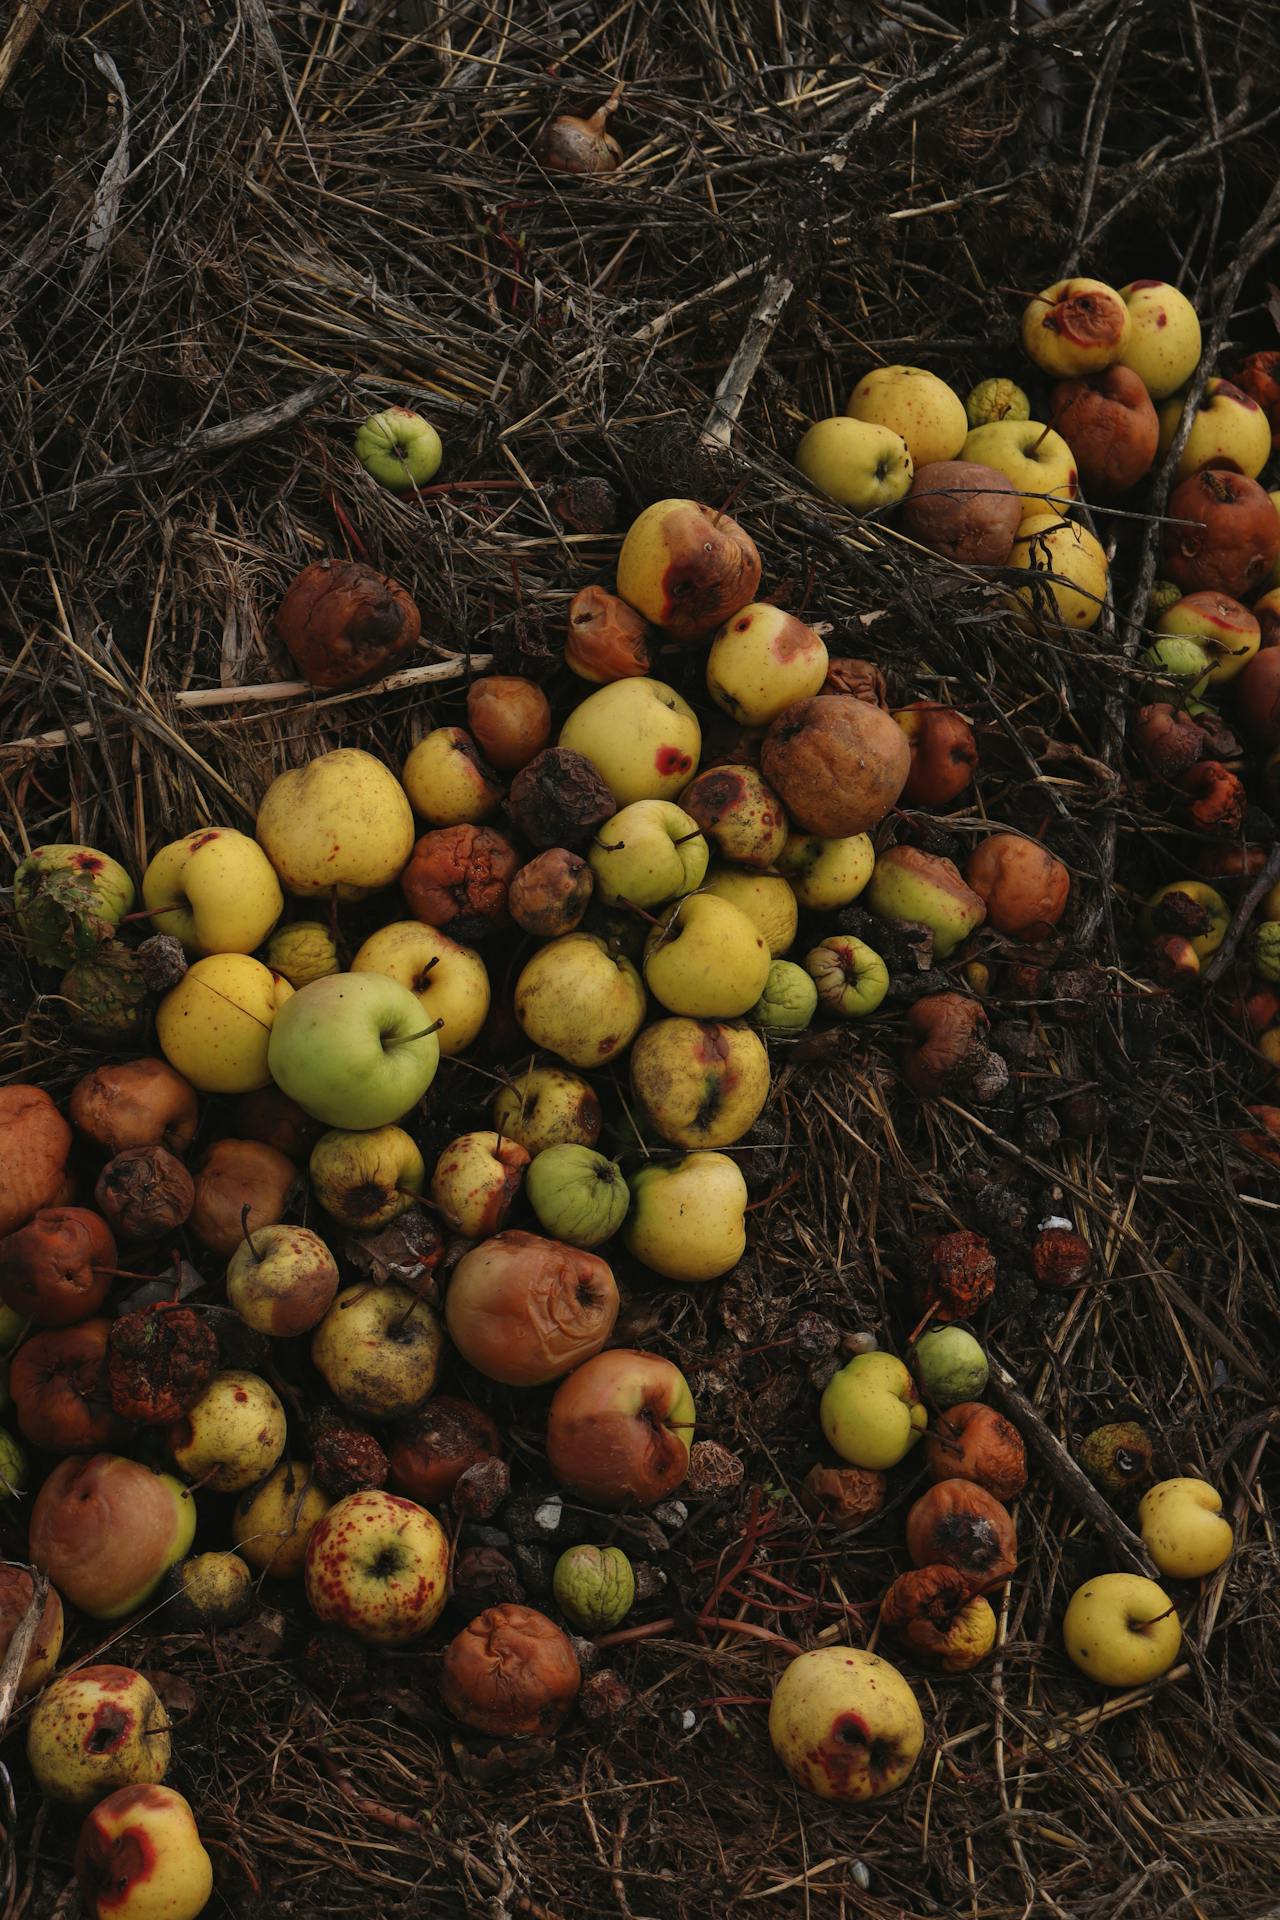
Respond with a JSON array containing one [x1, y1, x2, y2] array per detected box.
[[169, 1371, 286, 1495], [515, 932, 647, 1068], [962, 421, 1078, 512], [1062, 1572, 1181, 1686], [1008, 512, 1108, 632], [232, 1461, 331, 1577], [643, 894, 770, 1018], [769, 1647, 924, 1802], [1118, 281, 1202, 398], [796, 415, 913, 511], [701, 865, 798, 955], [352, 919, 489, 1057], [75, 1784, 213, 1920], [777, 831, 874, 911], [1264, 492, 1280, 590], [492, 1065, 602, 1155], [312, 1284, 442, 1418], [559, 678, 701, 806], [846, 365, 967, 468], [309, 1125, 424, 1230], [1157, 377, 1271, 481], [156, 953, 293, 1094], [705, 603, 829, 726], [143, 827, 283, 956], [257, 748, 414, 900], [820, 1351, 925, 1469], [28, 1666, 171, 1805], [401, 726, 502, 825], [1138, 1478, 1233, 1579], [624, 1152, 748, 1280], [630, 1016, 770, 1149], [588, 800, 707, 908], [1021, 277, 1130, 377], [1155, 593, 1259, 683]]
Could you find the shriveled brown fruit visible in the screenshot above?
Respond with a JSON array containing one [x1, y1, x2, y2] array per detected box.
[[895, 703, 979, 807], [1162, 471, 1280, 599], [508, 849, 595, 937], [0, 1087, 73, 1238], [0, 1209, 117, 1327], [275, 559, 420, 691], [445, 1231, 619, 1387], [401, 825, 520, 940], [899, 460, 1022, 566], [11, 1319, 129, 1452], [1234, 648, 1280, 748], [822, 657, 887, 705], [565, 586, 654, 683], [95, 1146, 194, 1241], [389, 1397, 501, 1505], [1031, 1226, 1094, 1291], [918, 1229, 996, 1323], [1132, 704, 1204, 779], [107, 1303, 219, 1425], [925, 1404, 1027, 1501], [761, 696, 910, 837], [441, 1604, 581, 1736], [506, 748, 616, 849], [1181, 761, 1245, 835], [466, 677, 552, 773], [1237, 350, 1280, 450], [880, 1564, 996, 1671], [1049, 366, 1159, 495], [905, 1479, 1017, 1593], [903, 993, 990, 1098], [70, 1059, 198, 1158], [539, 104, 623, 175], [800, 1464, 886, 1528], [189, 1139, 297, 1258], [311, 1415, 390, 1499]]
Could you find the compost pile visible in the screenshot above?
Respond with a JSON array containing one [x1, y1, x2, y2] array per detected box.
[[2, 1, 1280, 1916]]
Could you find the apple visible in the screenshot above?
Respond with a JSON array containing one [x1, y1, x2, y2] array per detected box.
[[355, 406, 442, 489], [441, 1604, 581, 1735], [961, 421, 1078, 512], [1158, 377, 1270, 481], [142, 827, 283, 956], [966, 835, 1070, 938], [268, 972, 439, 1127], [553, 1544, 635, 1632], [190, 1137, 296, 1259], [402, 727, 502, 826], [805, 937, 889, 1017], [761, 697, 910, 838], [430, 1130, 529, 1236], [492, 1065, 602, 1155], [1062, 1572, 1181, 1686], [768, 1646, 924, 1803], [1140, 880, 1228, 959], [679, 765, 788, 870], [1138, 1478, 1233, 1579], [445, 1231, 618, 1384], [1021, 277, 1130, 376], [526, 1145, 630, 1248], [304, 1489, 449, 1644], [226, 1223, 339, 1337], [912, 1326, 988, 1408], [777, 830, 874, 911], [559, 678, 701, 805], [515, 932, 647, 1068], [895, 703, 978, 807], [266, 920, 339, 988], [865, 845, 986, 956], [30, 1453, 196, 1618], [705, 603, 829, 726], [1142, 632, 1212, 690], [750, 959, 818, 1033], [70, 1058, 198, 1158], [168, 1370, 285, 1495], [0, 1567, 63, 1698], [257, 748, 415, 900], [1117, 280, 1201, 398], [0, 1206, 116, 1326], [156, 954, 292, 1094], [352, 921, 489, 1061], [465, 674, 551, 774], [545, 1348, 695, 1508], [1256, 574, 1280, 634], [965, 377, 1030, 426], [388, 1397, 500, 1505], [312, 1283, 442, 1417], [588, 800, 707, 908], [76, 1784, 213, 1920], [310, 1124, 424, 1230], [1154, 592, 1260, 684], [509, 848, 594, 936], [629, 1015, 769, 1149], [1008, 512, 1108, 631], [847, 365, 967, 468], [1163, 471, 1280, 600], [614, 498, 761, 644], [899, 460, 1023, 568], [624, 1152, 747, 1281], [796, 415, 913, 511], [27, 1666, 171, 1806], [643, 895, 771, 1018], [820, 1351, 925, 1469], [565, 584, 654, 681], [167, 1551, 254, 1628], [700, 866, 797, 957], [275, 557, 420, 693], [12, 842, 133, 972], [1048, 365, 1159, 495], [232, 1460, 331, 1577]]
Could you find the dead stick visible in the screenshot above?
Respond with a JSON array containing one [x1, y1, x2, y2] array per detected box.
[[985, 1360, 1155, 1576], [0, 1570, 49, 1740], [0, 0, 52, 102], [700, 271, 794, 454]]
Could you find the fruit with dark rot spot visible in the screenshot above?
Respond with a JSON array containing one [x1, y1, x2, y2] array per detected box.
[[905, 1478, 1017, 1593], [545, 1349, 695, 1508], [303, 1488, 449, 1645], [768, 1646, 924, 1802], [442, 1603, 581, 1735], [28, 1665, 171, 1806]]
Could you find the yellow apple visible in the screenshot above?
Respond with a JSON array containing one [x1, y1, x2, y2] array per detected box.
[[352, 919, 489, 1057], [309, 1124, 424, 1230], [643, 894, 770, 1018], [168, 1551, 253, 1628], [769, 1647, 924, 1802], [1264, 492, 1280, 590], [705, 603, 829, 726], [76, 1784, 213, 1920], [864, 845, 985, 957], [777, 831, 874, 911], [1008, 512, 1108, 632], [1138, 1478, 1233, 1579], [966, 377, 1031, 427], [143, 827, 283, 956], [515, 932, 647, 1068], [820, 1351, 925, 1469], [28, 1666, 171, 1805], [492, 1064, 602, 1155], [265, 920, 339, 987], [1021, 277, 1130, 377], [796, 415, 913, 511], [629, 1016, 770, 1149], [588, 800, 708, 908], [401, 726, 502, 825], [805, 936, 889, 1017], [1157, 377, 1271, 481], [169, 1371, 286, 1495], [846, 365, 967, 468], [1062, 1572, 1181, 1686], [1118, 281, 1202, 398], [232, 1461, 331, 1577], [257, 748, 414, 900], [559, 678, 701, 805], [624, 1152, 748, 1280], [962, 421, 1078, 512], [701, 865, 797, 955], [312, 1283, 443, 1418], [156, 953, 292, 1094], [304, 1488, 449, 1644]]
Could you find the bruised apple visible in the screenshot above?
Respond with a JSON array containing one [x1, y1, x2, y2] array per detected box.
[[226, 1224, 340, 1337], [11, 1320, 127, 1453], [629, 1016, 769, 1149], [429, 1131, 529, 1238], [898, 460, 1022, 567], [29, 1454, 195, 1618], [705, 603, 829, 726], [1049, 365, 1158, 495], [905, 1479, 1017, 1593], [388, 1397, 500, 1505], [466, 677, 551, 772], [445, 1231, 619, 1385], [565, 585, 654, 682], [679, 765, 787, 870], [1021, 277, 1129, 377], [865, 845, 986, 957], [232, 1085, 322, 1162], [442, 1605, 580, 1736], [401, 825, 519, 941], [189, 1138, 297, 1258], [0, 1086, 72, 1238], [304, 1489, 449, 1644], [895, 704, 978, 807], [276, 556, 420, 691], [615, 499, 761, 644], [515, 933, 647, 1068], [69, 1058, 198, 1158], [0, 1208, 115, 1326], [508, 849, 594, 937], [558, 678, 701, 806], [761, 697, 910, 837], [310, 1125, 424, 1232], [107, 1304, 218, 1426], [492, 1065, 602, 1156], [27, 1667, 171, 1806], [402, 727, 503, 827], [1118, 280, 1201, 398], [966, 835, 1070, 938], [312, 1284, 442, 1418], [545, 1349, 695, 1508], [1162, 471, 1280, 600], [75, 1784, 213, 1920], [879, 1565, 997, 1673], [768, 1647, 924, 1802]]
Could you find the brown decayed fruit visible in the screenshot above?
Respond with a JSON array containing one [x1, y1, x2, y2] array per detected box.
[[506, 747, 616, 849], [905, 1478, 1017, 1593], [441, 1603, 581, 1736], [0, 1567, 64, 1698], [1234, 648, 1280, 748], [275, 558, 420, 690], [800, 1464, 887, 1528], [965, 835, 1070, 938], [1162, 471, 1280, 600], [445, 1231, 619, 1386], [232, 1086, 323, 1163], [11, 1320, 130, 1452], [1181, 761, 1245, 835], [898, 460, 1022, 566], [565, 586, 655, 682], [822, 657, 887, 705], [879, 1564, 996, 1671], [189, 1139, 298, 1258], [0, 1087, 73, 1238], [0, 1209, 116, 1327], [896, 703, 979, 807], [70, 1059, 198, 1158], [401, 825, 520, 939], [1132, 704, 1203, 779], [466, 677, 553, 773], [1049, 366, 1159, 495], [761, 696, 911, 837], [903, 994, 990, 1098], [918, 1229, 997, 1322], [107, 1304, 220, 1425], [508, 849, 595, 937], [925, 1403, 1028, 1501], [1031, 1226, 1095, 1290], [94, 1147, 194, 1241], [1237, 350, 1280, 448], [389, 1397, 501, 1505]]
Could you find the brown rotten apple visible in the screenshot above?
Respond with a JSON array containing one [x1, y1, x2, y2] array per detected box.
[[508, 849, 594, 937], [879, 1564, 997, 1672], [275, 557, 420, 691], [1132, 703, 1204, 779], [895, 703, 978, 807], [389, 1397, 501, 1505], [70, 1058, 198, 1158], [762, 696, 910, 838], [822, 657, 887, 705], [1234, 647, 1280, 748], [566, 585, 655, 682], [189, 1138, 297, 1259], [965, 835, 1070, 939], [442, 1604, 581, 1736], [903, 993, 996, 1100], [30, 1453, 194, 1618], [466, 676, 552, 772], [545, 1348, 695, 1509], [0, 1086, 73, 1238], [1238, 350, 1280, 450], [506, 747, 616, 850], [94, 1146, 194, 1241], [905, 1478, 1017, 1593], [11, 1319, 128, 1452], [925, 1403, 1027, 1502], [445, 1231, 619, 1386], [1162, 471, 1280, 599], [401, 825, 519, 940], [898, 460, 1022, 567], [0, 1208, 116, 1326], [615, 498, 761, 645], [107, 1303, 218, 1425], [1049, 365, 1159, 496]]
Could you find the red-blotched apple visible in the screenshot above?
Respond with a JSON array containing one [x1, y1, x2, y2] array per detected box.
[[352, 920, 489, 1059], [961, 422, 1078, 512], [168, 1371, 285, 1495], [705, 603, 829, 726], [820, 1352, 926, 1469], [1021, 277, 1129, 376], [142, 827, 283, 956], [445, 1230, 619, 1384], [588, 801, 707, 908], [768, 1646, 924, 1802], [309, 1125, 424, 1230], [28, 1666, 171, 1805], [777, 830, 874, 911], [559, 678, 701, 805], [226, 1224, 339, 1337], [0, 1567, 63, 1698], [614, 499, 760, 644], [267, 972, 439, 1127], [492, 1065, 603, 1155], [805, 937, 889, 1017], [1118, 281, 1201, 398], [76, 1783, 213, 1920], [1009, 513, 1108, 631], [304, 1489, 449, 1644], [526, 1146, 630, 1249], [13, 843, 135, 967], [643, 894, 770, 1018], [515, 933, 647, 1068], [156, 954, 292, 1095], [232, 1460, 331, 1577], [545, 1349, 696, 1508], [429, 1130, 529, 1237], [311, 1283, 442, 1417], [1138, 1478, 1233, 1579], [796, 416, 913, 511], [355, 407, 442, 490], [257, 748, 415, 900], [624, 1152, 747, 1281], [865, 845, 986, 957], [895, 704, 978, 807], [629, 1016, 769, 1149], [846, 365, 967, 467], [1158, 378, 1271, 481], [701, 866, 797, 956], [1154, 592, 1260, 684], [29, 1454, 196, 1619], [1062, 1572, 1181, 1686], [679, 765, 788, 870]]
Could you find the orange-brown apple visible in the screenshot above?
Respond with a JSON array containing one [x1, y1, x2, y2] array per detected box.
[[1163, 471, 1280, 600], [762, 696, 910, 837], [29, 1454, 195, 1618], [1049, 365, 1158, 495], [545, 1348, 695, 1508], [565, 585, 654, 682], [69, 1058, 198, 1158], [445, 1230, 618, 1385], [898, 460, 1022, 567], [965, 836, 1070, 938], [615, 499, 761, 644], [894, 704, 978, 807], [388, 1397, 501, 1505], [0, 1207, 115, 1326]]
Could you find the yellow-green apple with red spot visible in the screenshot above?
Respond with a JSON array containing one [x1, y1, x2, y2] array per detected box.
[[309, 1124, 424, 1231], [429, 1131, 529, 1237], [312, 1283, 442, 1418], [13, 844, 135, 968], [256, 748, 415, 900], [769, 1646, 924, 1802], [629, 1016, 769, 1149], [624, 1151, 747, 1280], [846, 365, 968, 468], [515, 932, 647, 1068], [820, 1351, 926, 1469], [1158, 378, 1271, 481], [492, 1065, 602, 1155], [168, 1371, 285, 1495], [355, 407, 442, 491], [401, 727, 502, 826], [700, 866, 798, 955], [864, 845, 986, 957], [29, 1454, 196, 1619], [705, 603, 829, 725], [614, 499, 761, 644], [679, 765, 787, 870], [75, 1783, 213, 1920], [796, 416, 913, 511], [1118, 281, 1201, 398], [1062, 1572, 1181, 1685], [778, 830, 875, 911], [805, 937, 889, 1017], [226, 1223, 339, 1337], [304, 1488, 449, 1644], [28, 1665, 171, 1805], [587, 801, 707, 908], [559, 678, 701, 804], [1152, 592, 1259, 683], [352, 920, 489, 1060], [142, 827, 283, 956], [268, 972, 440, 1126], [1021, 277, 1130, 377]]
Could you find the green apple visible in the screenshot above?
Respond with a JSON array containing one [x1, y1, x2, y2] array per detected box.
[[701, 865, 798, 956], [526, 1145, 630, 1248], [804, 937, 889, 1017], [624, 1151, 748, 1281], [515, 933, 647, 1068], [558, 678, 701, 806], [864, 846, 986, 958], [643, 895, 771, 1018], [820, 1351, 926, 1469], [777, 831, 874, 911], [588, 801, 708, 908], [911, 1326, 988, 1408], [355, 407, 442, 491], [629, 1016, 769, 1149], [142, 826, 284, 956], [1141, 633, 1213, 689], [553, 1544, 635, 1631], [14, 844, 135, 967], [267, 972, 439, 1128], [750, 960, 818, 1033]]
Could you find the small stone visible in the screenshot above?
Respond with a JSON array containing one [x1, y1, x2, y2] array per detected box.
[[652, 1500, 688, 1533], [458, 1524, 512, 1552], [632, 1564, 667, 1603], [670, 1707, 697, 1733], [807, 1354, 841, 1394], [505, 1489, 583, 1546]]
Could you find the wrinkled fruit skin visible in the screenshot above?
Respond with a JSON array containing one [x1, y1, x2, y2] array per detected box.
[[441, 1604, 581, 1735], [800, 1464, 886, 1528], [925, 1403, 1027, 1501], [553, 1544, 635, 1631], [566, 586, 655, 682], [905, 1479, 1017, 1593], [918, 1229, 997, 1322], [1078, 1420, 1155, 1496], [903, 993, 991, 1098], [14, 845, 136, 968], [12, 1320, 129, 1453], [107, 1304, 220, 1425], [0, 1086, 73, 1238], [401, 825, 520, 940], [95, 1146, 195, 1242], [1049, 366, 1159, 496], [70, 1058, 198, 1158], [276, 559, 420, 690], [506, 748, 616, 849], [1162, 472, 1280, 600], [445, 1230, 619, 1386], [389, 1396, 501, 1505], [509, 849, 594, 937], [880, 1564, 997, 1671]]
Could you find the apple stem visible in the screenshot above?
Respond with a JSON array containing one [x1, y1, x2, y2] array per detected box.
[[619, 897, 664, 927], [240, 1205, 263, 1262], [594, 837, 626, 852], [1028, 419, 1056, 455], [386, 1020, 445, 1045], [672, 830, 705, 846]]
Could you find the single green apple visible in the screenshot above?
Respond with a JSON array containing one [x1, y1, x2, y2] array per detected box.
[[553, 1544, 635, 1631], [526, 1144, 630, 1248], [267, 972, 439, 1128], [355, 407, 442, 491], [750, 960, 818, 1033], [804, 937, 889, 1017], [819, 1351, 926, 1469], [588, 800, 707, 909], [911, 1326, 988, 1409]]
